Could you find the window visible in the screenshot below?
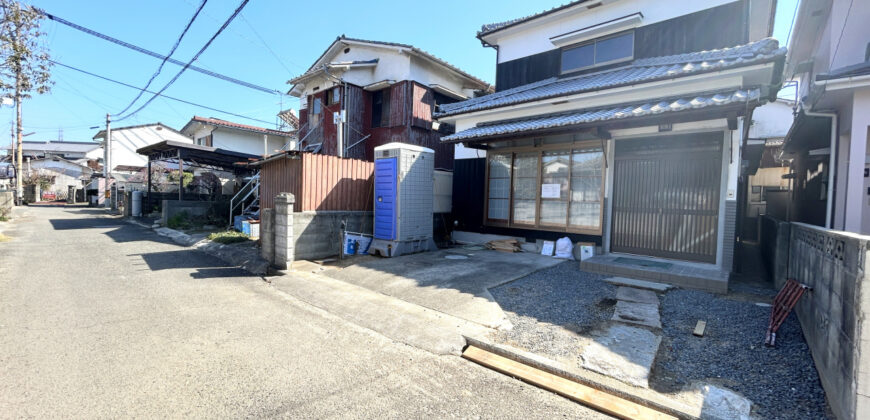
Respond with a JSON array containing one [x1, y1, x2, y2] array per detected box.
[[561, 31, 634, 73], [371, 88, 391, 128], [485, 144, 605, 234], [512, 153, 538, 224], [325, 87, 340, 106], [487, 154, 510, 220]]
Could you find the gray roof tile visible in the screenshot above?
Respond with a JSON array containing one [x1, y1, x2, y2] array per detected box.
[[441, 88, 761, 143], [436, 38, 784, 118], [479, 1, 592, 38]]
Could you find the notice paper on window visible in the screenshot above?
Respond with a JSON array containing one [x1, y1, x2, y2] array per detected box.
[[541, 183, 561, 199]]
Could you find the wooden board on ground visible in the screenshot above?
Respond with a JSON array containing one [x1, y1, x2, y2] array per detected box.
[[693, 320, 706, 337], [462, 345, 676, 420], [485, 239, 522, 253]]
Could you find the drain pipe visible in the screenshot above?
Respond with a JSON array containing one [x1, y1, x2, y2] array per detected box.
[[802, 109, 838, 229]]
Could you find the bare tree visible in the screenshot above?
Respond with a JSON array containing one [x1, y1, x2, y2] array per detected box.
[[0, 1, 52, 203]]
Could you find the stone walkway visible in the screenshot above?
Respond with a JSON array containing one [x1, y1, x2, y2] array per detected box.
[[580, 280, 665, 388]]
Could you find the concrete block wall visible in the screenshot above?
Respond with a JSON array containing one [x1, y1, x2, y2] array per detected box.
[[274, 193, 295, 269], [161, 199, 228, 225], [293, 211, 372, 261], [260, 208, 274, 264], [788, 222, 870, 420]]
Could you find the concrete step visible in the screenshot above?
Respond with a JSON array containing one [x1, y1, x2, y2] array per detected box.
[[270, 270, 488, 355]]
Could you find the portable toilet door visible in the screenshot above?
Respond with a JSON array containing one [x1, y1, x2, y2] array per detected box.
[[374, 156, 397, 241]]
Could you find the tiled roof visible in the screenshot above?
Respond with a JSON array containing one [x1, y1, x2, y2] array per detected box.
[[436, 38, 785, 118], [478, 1, 592, 38], [442, 88, 761, 143], [288, 36, 491, 90], [189, 116, 295, 137]]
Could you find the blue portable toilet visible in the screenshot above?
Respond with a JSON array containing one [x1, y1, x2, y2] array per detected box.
[[369, 143, 435, 257]]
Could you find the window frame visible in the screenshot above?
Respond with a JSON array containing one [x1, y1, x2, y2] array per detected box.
[[484, 141, 606, 235], [371, 88, 391, 128], [560, 30, 635, 74]]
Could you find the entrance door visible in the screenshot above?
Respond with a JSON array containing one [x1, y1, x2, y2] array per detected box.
[[374, 157, 397, 240], [610, 133, 723, 263]]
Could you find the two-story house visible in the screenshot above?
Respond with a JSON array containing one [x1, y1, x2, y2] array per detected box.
[[435, 0, 785, 290], [180, 116, 297, 157], [783, 0, 870, 234], [287, 35, 492, 170]]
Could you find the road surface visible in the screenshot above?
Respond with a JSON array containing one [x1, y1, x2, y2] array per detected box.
[[0, 206, 609, 418]]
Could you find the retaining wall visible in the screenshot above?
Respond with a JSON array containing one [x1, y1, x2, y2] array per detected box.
[[788, 222, 870, 420], [161, 199, 229, 225]]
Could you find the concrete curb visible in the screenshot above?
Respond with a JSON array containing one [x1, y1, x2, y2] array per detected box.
[[463, 335, 700, 420], [124, 217, 271, 276]]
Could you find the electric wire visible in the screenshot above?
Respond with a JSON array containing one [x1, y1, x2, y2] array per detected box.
[[114, 0, 208, 116], [37, 7, 280, 95], [114, 0, 250, 122], [50, 59, 275, 126]]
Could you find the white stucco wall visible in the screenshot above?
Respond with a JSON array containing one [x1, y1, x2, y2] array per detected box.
[[210, 129, 288, 156], [485, 0, 740, 63], [296, 43, 482, 100], [105, 125, 190, 169], [750, 101, 795, 139]]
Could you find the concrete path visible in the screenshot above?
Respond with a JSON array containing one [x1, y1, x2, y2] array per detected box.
[[321, 249, 562, 329], [0, 206, 610, 418]]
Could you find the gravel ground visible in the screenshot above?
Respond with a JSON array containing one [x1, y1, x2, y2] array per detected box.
[[655, 288, 832, 419], [489, 262, 616, 361]]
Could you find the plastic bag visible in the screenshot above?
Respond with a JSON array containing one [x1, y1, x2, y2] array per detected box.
[[554, 237, 574, 259]]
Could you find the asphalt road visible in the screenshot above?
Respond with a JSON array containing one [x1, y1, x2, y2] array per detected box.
[[0, 206, 609, 419]]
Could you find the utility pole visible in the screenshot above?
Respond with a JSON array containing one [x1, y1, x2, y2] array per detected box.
[[104, 113, 111, 208], [14, 72, 23, 204], [9, 124, 14, 185]]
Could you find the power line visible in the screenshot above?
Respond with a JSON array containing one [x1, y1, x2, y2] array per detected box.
[[239, 12, 295, 75], [37, 7, 281, 95], [114, 0, 208, 116], [830, 0, 854, 68], [115, 0, 250, 122], [50, 59, 275, 126]]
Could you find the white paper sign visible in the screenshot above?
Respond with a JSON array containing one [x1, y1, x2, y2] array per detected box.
[[541, 183, 561, 199]]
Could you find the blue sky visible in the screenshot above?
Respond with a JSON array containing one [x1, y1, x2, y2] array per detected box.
[[2, 0, 799, 149]]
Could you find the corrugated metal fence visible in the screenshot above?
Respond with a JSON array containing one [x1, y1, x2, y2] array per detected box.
[[259, 152, 373, 212]]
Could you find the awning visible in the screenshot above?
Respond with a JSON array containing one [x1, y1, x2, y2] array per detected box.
[[442, 88, 761, 143], [783, 110, 832, 153], [136, 140, 259, 174]]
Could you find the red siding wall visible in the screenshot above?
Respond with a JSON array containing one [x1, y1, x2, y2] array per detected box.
[[299, 80, 455, 169], [259, 153, 373, 212]]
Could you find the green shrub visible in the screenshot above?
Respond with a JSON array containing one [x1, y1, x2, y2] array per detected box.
[[167, 211, 191, 229], [207, 230, 250, 244]]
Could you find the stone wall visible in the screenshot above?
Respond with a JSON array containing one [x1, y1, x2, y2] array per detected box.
[[161, 199, 228, 225], [760, 215, 790, 289], [788, 222, 870, 420], [0, 191, 13, 214]]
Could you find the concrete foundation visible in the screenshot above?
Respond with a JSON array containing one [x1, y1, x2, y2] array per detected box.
[[293, 211, 372, 261]]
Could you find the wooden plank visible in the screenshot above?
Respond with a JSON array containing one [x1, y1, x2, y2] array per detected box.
[[693, 320, 706, 337], [462, 346, 676, 420]]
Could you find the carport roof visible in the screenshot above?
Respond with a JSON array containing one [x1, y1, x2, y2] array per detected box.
[[136, 140, 258, 172]]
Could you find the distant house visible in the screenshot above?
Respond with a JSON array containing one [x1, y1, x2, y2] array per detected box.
[[93, 122, 191, 175], [436, 0, 784, 283], [180, 116, 297, 157], [6, 140, 102, 163], [783, 0, 870, 234], [26, 156, 95, 199], [287, 35, 492, 169]]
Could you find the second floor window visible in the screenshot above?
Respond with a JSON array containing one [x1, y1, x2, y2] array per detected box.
[[371, 88, 391, 128], [561, 31, 634, 74]]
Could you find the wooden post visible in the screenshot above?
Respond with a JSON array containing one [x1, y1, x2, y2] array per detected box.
[[177, 149, 183, 201], [146, 158, 152, 213]]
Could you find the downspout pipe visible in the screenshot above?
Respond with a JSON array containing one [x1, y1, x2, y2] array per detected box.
[[802, 109, 838, 229]]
